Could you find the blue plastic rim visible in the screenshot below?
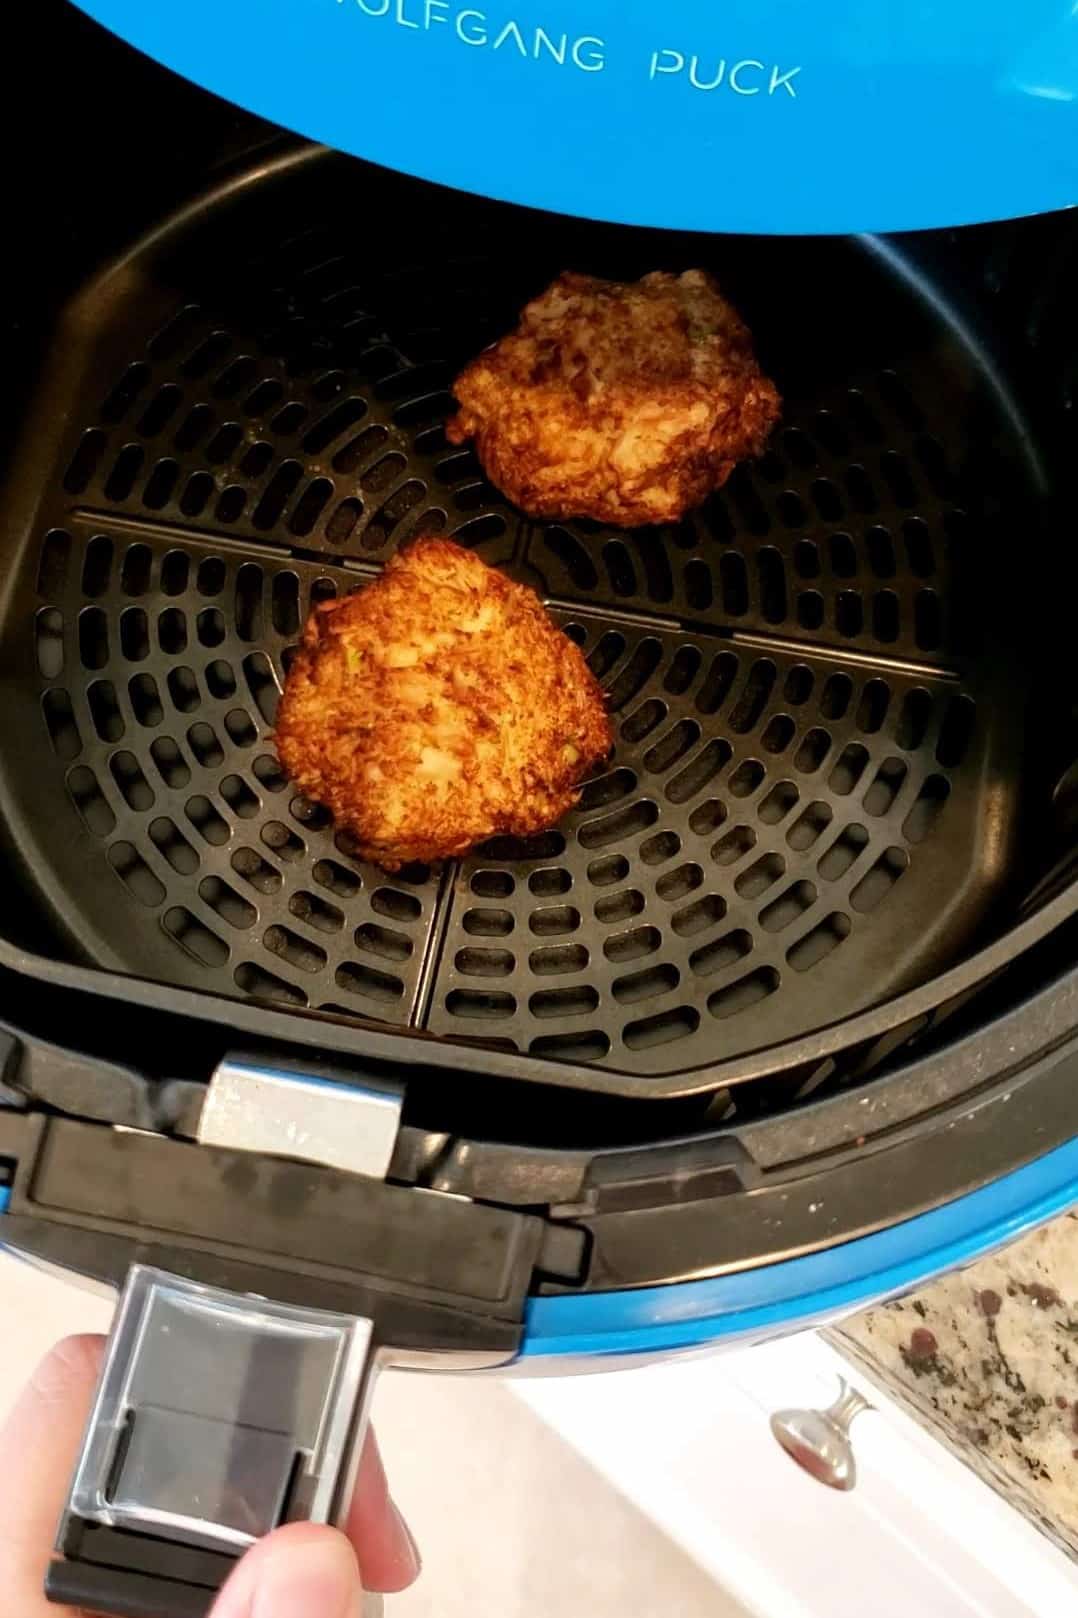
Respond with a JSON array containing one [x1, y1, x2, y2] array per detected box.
[[522, 1137, 1078, 1361], [75, 0, 1078, 234]]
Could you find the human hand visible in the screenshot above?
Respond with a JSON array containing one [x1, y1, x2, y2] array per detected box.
[[0, 1335, 420, 1617]]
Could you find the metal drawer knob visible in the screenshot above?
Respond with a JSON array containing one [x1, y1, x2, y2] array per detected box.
[[769, 1379, 873, 1490]]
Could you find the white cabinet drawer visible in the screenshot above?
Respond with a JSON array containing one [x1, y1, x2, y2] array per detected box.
[[514, 1332, 1078, 1618]]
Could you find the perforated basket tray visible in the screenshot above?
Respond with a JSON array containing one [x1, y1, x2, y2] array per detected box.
[[0, 149, 1037, 1092]]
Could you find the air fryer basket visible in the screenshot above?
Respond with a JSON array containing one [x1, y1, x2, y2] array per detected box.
[[0, 146, 1056, 1097]]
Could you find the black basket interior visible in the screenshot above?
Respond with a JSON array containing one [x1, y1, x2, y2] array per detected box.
[[0, 149, 1056, 1096]]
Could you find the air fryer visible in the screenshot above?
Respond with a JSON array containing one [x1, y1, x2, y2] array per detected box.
[[1, 4, 1078, 1615]]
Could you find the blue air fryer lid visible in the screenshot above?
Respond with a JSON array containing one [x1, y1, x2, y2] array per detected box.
[[75, 0, 1078, 233]]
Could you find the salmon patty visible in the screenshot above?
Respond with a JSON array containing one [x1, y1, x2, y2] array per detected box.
[[447, 269, 780, 528], [275, 539, 613, 870]]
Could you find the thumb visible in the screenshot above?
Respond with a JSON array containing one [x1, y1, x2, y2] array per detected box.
[[211, 1521, 364, 1618]]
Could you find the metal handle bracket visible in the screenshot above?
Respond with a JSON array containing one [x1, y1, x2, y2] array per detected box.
[[196, 1056, 403, 1180]]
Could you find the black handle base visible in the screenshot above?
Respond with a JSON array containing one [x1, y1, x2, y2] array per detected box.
[[46, 1558, 213, 1618], [48, 1515, 238, 1618]]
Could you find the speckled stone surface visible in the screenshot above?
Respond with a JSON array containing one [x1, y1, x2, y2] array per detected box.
[[834, 1213, 1078, 1557]]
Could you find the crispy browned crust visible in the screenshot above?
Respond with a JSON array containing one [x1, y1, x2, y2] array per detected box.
[[446, 269, 781, 528], [275, 539, 613, 870]]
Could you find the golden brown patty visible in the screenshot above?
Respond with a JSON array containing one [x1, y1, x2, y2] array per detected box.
[[447, 269, 780, 528], [275, 540, 613, 870]]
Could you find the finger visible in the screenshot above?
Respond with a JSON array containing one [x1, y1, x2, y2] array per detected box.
[[211, 1520, 362, 1618], [343, 1430, 420, 1593], [0, 1333, 105, 1617]]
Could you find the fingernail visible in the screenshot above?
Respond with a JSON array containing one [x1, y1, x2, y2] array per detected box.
[[394, 1503, 423, 1579], [253, 1533, 362, 1618]]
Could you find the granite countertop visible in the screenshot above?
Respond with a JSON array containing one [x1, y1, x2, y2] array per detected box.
[[834, 1213, 1078, 1557]]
